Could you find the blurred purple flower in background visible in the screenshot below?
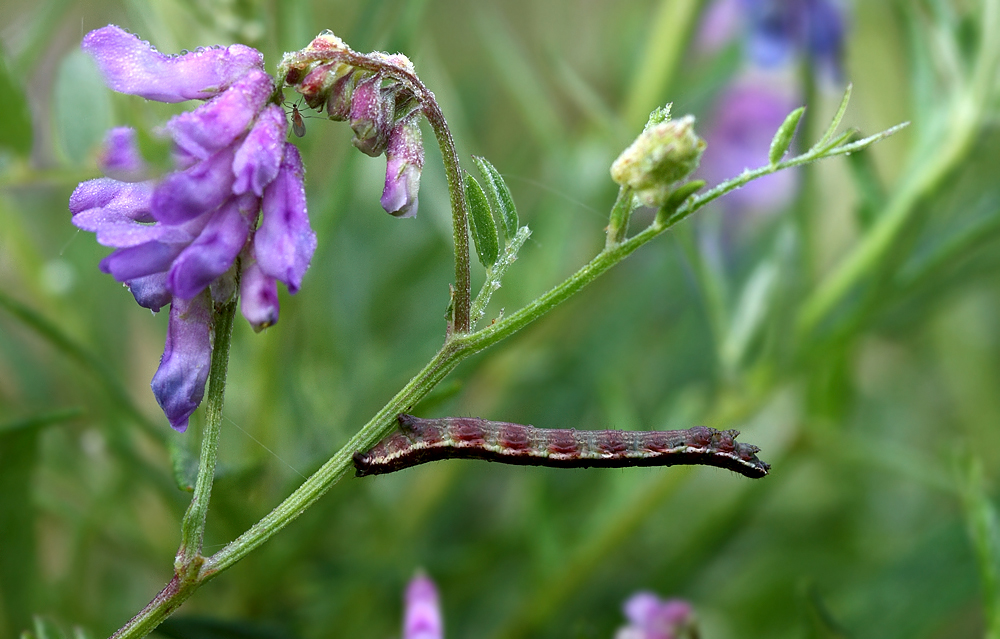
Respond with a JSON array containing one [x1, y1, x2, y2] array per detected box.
[[69, 25, 316, 431], [699, 0, 847, 79], [404, 572, 443, 639], [696, 0, 847, 217], [614, 592, 695, 639], [700, 76, 801, 215]]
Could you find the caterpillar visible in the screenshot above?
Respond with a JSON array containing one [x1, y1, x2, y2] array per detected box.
[[353, 414, 770, 479]]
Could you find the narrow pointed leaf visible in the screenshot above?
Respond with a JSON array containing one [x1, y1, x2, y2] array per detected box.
[[812, 83, 852, 152], [769, 107, 805, 165], [472, 155, 519, 241], [464, 172, 499, 268]]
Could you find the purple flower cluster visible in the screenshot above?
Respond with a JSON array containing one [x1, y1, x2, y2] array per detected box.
[[614, 592, 695, 639], [696, 0, 846, 216], [69, 26, 316, 431], [286, 34, 425, 218], [699, 0, 846, 78]]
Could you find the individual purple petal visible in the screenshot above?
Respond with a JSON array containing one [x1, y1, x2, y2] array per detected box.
[[82, 25, 264, 103], [98, 127, 147, 181], [381, 118, 423, 218], [403, 573, 443, 639], [699, 77, 799, 214], [239, 254, 279, 331], [99, 241, 185, 281], [151, 145, 237, 224], [166, 69, 274, 160], [73, 208, 200, 248], [127, 272, 171, 312], [349, 72, 391, 157], [256, 145, 316, 293], [167, 194, 254, 299], [69, 178, 155, 222], [151, 292, 213, 432], [233, 104, 287, 196]]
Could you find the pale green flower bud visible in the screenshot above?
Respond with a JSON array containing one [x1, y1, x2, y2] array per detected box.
[[610, 115, 706, 208]]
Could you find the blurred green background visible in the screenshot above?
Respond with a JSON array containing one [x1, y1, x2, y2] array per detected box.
[[1, 0, 999, 637]]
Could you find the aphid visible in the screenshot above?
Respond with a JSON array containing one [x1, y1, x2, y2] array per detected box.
[[353, 414, 770, 479], [290, 102, 307, 138]]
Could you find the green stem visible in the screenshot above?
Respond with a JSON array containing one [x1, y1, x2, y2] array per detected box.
[[177, 297, 237, 564], [110, 298, 237, 639]]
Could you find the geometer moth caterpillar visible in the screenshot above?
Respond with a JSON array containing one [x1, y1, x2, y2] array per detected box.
[[353, 414, 770, 479]]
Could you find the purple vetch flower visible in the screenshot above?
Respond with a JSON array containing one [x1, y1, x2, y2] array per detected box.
[[698, 75, 800, 215], [287, 35, 425, 217], [98, 127, 147, 181], [614, 592, 695, 639], [381, 117, 424, 218], [698, 0, 847, 79], [404, 572, 443, 639], [70, 25, 317, 431]]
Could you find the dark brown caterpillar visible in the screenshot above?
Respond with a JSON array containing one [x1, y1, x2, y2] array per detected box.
[[353, 414, 770, 479]]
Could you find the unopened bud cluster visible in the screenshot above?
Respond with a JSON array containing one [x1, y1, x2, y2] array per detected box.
[[611, 114, 706, 208], [282, 33, 424, 218]]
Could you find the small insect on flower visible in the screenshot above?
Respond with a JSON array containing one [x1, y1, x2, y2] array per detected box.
[[290, 102, 307, 138]]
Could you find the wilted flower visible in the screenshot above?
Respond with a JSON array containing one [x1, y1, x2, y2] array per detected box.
[[614, 592, 695, 639], [699, 76, 800, 215], [285, 34, 425, 218], [69, 25, 316, 431], [404, 572, 443, 639]]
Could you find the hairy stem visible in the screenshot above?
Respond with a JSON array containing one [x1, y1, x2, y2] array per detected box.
[[111, 298, 237, 639]]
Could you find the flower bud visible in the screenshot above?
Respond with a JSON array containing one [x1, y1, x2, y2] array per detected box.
[[326, 69, 357, 121], [381, 117, 423, 218], [610, 115, 706, 207], [298, 61, 352, 111], [349, 72, 392, 156]]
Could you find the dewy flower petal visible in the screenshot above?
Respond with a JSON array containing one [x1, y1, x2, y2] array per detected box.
[[233, 104, 287, 197], [150, 291, 213, 432], [151, 145, 237, 224], [403, 573, 443, 639], [239, 251, 279, 331], [381, 118, 423, 218], [70, 178, 154, 222], [127, 272, 171, 312], [256, 145, 316, 293], [98, 127, 147, 181], [167, 194, 254, 299], [166, 69, 274, 161], [349, 72, 391, 157], [100, 240, 186, 283], [82, 25, 264, 103]]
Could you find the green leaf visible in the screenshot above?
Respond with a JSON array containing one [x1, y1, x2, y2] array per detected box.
[[53, 49, 112, 164], [959, 455, 1000, 639], [812, 83, 852, 152], [471, 156, 519, 242], [769, 106, 805, 165], [170, 432, 199, 492], [0, 55, 33, 156], [464, 172, 500, 268]]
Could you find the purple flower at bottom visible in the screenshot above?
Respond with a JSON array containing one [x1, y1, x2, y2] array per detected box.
[[699, 76, 800, 216], [404, 572, 443, 639], [614, 592, 695, 639], [70, 25, 317, 431]]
